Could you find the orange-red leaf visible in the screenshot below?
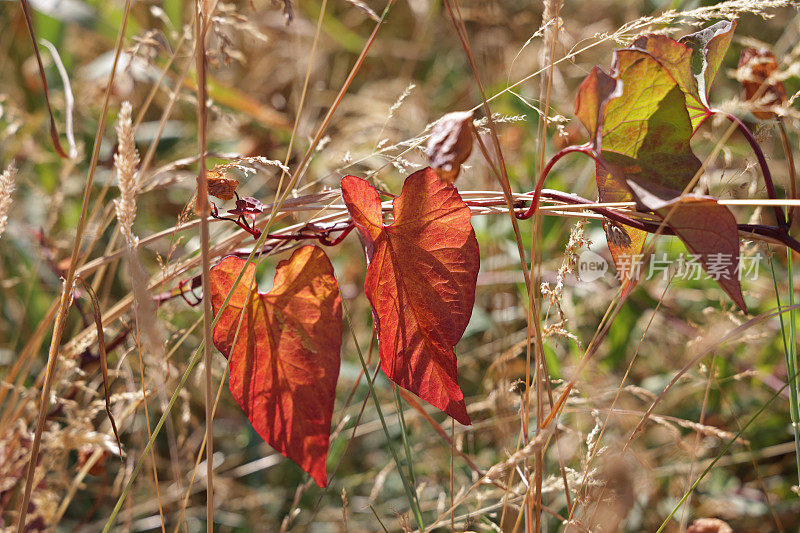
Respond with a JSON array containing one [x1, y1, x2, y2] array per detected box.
[[341, 168, 479, 425], [210, 246, 342, 487]]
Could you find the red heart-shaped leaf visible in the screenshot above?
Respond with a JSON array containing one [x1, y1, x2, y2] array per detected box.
[[341, 168, 479, 425], [210, 246, 342, 487]]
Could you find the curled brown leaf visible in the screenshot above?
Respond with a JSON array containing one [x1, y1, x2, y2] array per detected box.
[[738, 47, 787, 120], [426, 110, 474, 184], [207, 170, 240, 201]]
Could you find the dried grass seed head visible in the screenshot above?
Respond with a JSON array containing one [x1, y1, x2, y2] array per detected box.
[[113, 101, 140, 246], [0, 161, 17, 239]]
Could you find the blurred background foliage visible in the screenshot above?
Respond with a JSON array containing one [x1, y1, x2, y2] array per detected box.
[[1, 0, 800, 530]]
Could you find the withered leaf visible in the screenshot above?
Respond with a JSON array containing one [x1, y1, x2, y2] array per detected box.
[[207, 170, 240, 201], [738, 47, 787, 120], [426, 110, 474, 184]]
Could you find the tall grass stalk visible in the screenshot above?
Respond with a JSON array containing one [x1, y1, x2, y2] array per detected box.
[[194, 0, 215, 528], [788, 250, 800, 488], [14, 0, 134, 528], [771, 249, 800, 487]]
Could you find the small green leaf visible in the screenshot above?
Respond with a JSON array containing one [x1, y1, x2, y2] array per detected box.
[[632, 21, 737, 131], [601, 48, 702, 193]]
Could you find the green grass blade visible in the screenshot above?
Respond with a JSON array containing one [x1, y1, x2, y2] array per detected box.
[[768, 251, 800, 487], [341, 296, 425, 531], [393, 384, 418, 488]]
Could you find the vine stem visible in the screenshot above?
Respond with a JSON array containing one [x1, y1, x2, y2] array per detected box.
[[515, 143, 592, 220], [537, 190, 800, 253], [157, 190, 800, 310], [715, 109, 788, 228]]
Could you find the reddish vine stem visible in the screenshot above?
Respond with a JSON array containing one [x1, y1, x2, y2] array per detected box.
[[514, 132, 798, 253], [159, 120, 800, 311], [155, 223, 356, 305], [515, 143, 592, 220], [159, 194, 800, 311], [534, 190, 800, 254], [318, 224, 354, 246], [715, 109, 788, 229], [246, 222, 353, 246]]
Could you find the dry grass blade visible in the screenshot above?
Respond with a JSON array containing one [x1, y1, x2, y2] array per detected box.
[[74, 277, 122, 454], [17, 0, 67, 158], [624, 305, 800, 452], [38, 39, 78, 160], [345, 0, 379, 21]]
